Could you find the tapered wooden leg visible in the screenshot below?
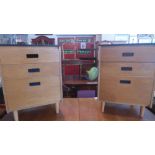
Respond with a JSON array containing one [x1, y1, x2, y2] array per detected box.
[[149, 91, 155, 108], [149, 96, 154, 108], [102, 101, 106, 113], [13, 111, 18, 121], [140, 106, 145, 118], [55, 102, 59, 114]]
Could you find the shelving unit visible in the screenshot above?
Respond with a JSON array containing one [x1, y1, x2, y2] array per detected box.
[[62, 48, 97, 80], [62, 47, 98, 98], [58, 36, 98, 98]]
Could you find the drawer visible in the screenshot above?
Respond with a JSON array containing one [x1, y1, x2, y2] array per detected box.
[[99, 76, 154, 106], [3, 76, 61, 111], [0, 47, 60, 64], [100, 63, 155, 77], [100, 46, 155, 62], [2, 62, 60, 79]]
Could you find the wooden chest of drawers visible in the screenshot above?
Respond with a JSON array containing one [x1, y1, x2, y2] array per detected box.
[[0, 46, 62, 120], [98, 45, 155, 117]]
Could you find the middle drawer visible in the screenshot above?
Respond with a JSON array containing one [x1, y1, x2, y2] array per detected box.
[[2, 62, 60, 79], [100, 62, 155, 77]]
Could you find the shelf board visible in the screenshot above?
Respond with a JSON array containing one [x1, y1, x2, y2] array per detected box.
[[63, 49, 96, 51], [62, 59, 95, 65], [63, 80, 98, 85], [78, 48, 96, 50], [64, 50, 76, 51], [79, 57, 96, 60]]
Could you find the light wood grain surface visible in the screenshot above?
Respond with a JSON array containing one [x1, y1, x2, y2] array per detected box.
[[100, 75, 153, 106], [0, 47, 60, 64], [101, 62, 155, 77], [100, 46, 155, 62], [99, 45, 155, 117], [0, 47, 62, 114], [2, 62, 60, 79]]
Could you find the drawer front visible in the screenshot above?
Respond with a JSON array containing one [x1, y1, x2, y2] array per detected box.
[[100, 46, 155, 62], [2, 62, 60, 79], [3, 76, 61, 111], [100, 63, 155, 77], [0, 47, 60, 64], [99, 76, 153, 106]]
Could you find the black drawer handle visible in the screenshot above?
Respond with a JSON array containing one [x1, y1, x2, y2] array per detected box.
[[26, 54, 39, 58], [121, 67, 132, 71], [122, 52, 134, 57], [120, 80, 131, 84], [28, 68, 40, 73], [29, 82, 41, 86]]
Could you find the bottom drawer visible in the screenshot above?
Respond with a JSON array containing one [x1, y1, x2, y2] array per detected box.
[[3, 76, 61, 111], [99, 76, 154, 106]]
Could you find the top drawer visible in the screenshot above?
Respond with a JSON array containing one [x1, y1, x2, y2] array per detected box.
[[0, 47, 60, 64], [99, 46, 155, 62]]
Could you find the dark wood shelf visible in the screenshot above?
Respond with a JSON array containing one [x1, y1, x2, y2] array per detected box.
[[62, 59, 95, 65], [79, 57, 96, 60], [64, 80, 98, 85]]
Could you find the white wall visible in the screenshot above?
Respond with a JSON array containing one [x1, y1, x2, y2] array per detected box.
[[102, 34, 115, 41], [101, 34, 155, 43]]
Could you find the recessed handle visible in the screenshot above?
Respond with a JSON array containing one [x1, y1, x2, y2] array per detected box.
[[28, 68, 40, 73], [29, 82, 41, 86], [120, 80, 131, 84], [26, 54, 39, 58], [121, 67, 132, 71], [122, 52, 134, 57]]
